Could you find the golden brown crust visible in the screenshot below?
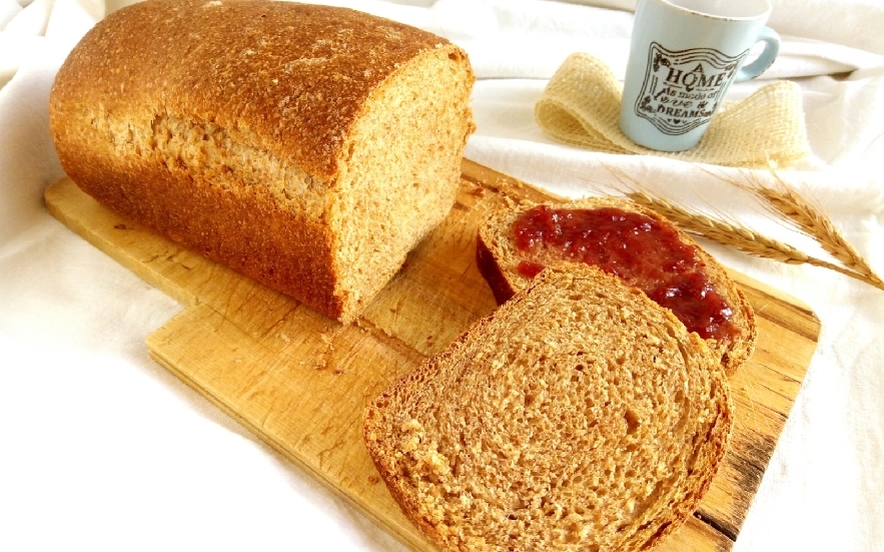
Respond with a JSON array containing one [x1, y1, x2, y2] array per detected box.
[[474, 235, 517, 306], [67, 152, 345, 316], [476, 197, 756, 376], [51, 0, 450, 179]]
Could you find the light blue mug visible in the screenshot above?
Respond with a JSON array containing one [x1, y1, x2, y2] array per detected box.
[[618, 0, 781, 151]]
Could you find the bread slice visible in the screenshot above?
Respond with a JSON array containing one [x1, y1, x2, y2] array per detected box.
[[476, 197, 756, 376], [363, 263, 733, 552], [49, 0, 475, 323]]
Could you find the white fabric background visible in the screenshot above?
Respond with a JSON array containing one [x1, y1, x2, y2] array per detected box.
[[2, 0, 883, 550]]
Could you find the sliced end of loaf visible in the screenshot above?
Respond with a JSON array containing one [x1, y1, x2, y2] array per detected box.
[[364, 263, 733, 552], [330, 44, 475, 322]]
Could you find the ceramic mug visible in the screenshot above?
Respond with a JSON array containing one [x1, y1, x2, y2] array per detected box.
[[618, 0, 780, 151]]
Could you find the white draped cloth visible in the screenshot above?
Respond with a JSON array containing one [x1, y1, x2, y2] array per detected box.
[[2, 1, 883, 550]]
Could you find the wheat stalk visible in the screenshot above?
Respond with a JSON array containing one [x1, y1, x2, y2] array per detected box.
[[625, 190, 884, 290], [729, 171, 884, 289], [604, 166, 884, 292]]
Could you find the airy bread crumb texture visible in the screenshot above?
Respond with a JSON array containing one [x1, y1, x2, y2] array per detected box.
[[364, 264, 733, 552]]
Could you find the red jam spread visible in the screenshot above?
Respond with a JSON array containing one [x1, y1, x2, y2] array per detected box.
[[513, 205, 736, 341]]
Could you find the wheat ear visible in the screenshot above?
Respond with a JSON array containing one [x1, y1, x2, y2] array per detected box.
[[726, 171, 884, 290], [604, 166, 884, 292], [624, 191, 884, 290]]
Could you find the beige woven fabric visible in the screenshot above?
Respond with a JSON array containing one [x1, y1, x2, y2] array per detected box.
[[535, 52, 810, 168]]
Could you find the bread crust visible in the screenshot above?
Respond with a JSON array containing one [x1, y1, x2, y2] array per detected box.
[[476, 197, 756, 376], [50, 0, 475, 322], [364, 264, 733, 552], [51, 0, 450, 179]]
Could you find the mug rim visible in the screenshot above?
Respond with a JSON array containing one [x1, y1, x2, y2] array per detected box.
[[655, 0, 772, 21]]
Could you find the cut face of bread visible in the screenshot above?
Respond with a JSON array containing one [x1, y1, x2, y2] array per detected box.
[[49, 0, 475, 323], [330, 44, 474, 320], [363, 264, 733, 552], [476, 197, 756, 376]]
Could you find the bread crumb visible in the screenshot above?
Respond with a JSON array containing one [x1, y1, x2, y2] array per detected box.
[[363, 263, 732, 552]]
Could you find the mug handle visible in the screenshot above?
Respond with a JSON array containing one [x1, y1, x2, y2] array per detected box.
[[735, 26, 781, 82]]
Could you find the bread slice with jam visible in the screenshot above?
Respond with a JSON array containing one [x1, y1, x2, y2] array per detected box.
[[363, 263, 733, 552], [476, 197, 756, 376]]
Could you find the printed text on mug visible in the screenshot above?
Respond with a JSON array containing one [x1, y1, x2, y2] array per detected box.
[[633, 42, 748, 136]]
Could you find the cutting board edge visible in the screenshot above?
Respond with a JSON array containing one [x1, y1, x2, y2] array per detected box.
[[146, 336, 434, 551]]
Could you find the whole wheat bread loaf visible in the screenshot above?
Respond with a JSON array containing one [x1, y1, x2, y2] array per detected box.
[[476, 197, 756, 376], [49, 0, 475, 323], [363, 263, 733, 552]]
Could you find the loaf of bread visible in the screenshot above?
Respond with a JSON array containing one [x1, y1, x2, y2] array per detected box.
[[476, 197, 756, 376], [363, 263, 733, 552], [49, 0, 475, 323]]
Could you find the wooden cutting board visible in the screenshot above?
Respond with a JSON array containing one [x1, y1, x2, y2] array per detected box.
[[44, 158, 820, 552]]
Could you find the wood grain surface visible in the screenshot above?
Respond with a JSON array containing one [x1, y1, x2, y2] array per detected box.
[[44, 158, 820, 552]]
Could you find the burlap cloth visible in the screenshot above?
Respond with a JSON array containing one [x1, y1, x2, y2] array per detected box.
[[535, 52, 810, 168]]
